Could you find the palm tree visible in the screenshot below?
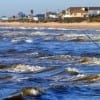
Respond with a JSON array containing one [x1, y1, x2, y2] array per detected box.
[[30, 9, 34, 16], [29, 9, 34, 21]]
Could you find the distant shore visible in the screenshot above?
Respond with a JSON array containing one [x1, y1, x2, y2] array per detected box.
[[0, 22, 100, 30]]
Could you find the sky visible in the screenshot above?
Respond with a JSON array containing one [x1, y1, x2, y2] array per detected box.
[[0, 0, 100, 16]]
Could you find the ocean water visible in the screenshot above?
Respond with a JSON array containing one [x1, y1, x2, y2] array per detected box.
[[0, 27, 100, 100]]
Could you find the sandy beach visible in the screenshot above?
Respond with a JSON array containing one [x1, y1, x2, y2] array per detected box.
[[0, 22, 100, 30]]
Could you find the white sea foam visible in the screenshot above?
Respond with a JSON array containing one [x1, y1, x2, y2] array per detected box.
[[0, 64, 46, 73], [55, 34, 100, 41], [11, 37, 33, 43], [30, 31, 48, 36], [9, 64, 46, 73], [11, 38, 20, 43], [42, 55, 100, 65], [73, 74, 100, 82], [65, 67, 79, 74], [25, 39, 33, 43]]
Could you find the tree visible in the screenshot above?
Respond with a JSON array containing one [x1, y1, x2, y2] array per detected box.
[[30, 9, 34, 16], [62, 10, 66, 15], [18, 12, 26, 19]]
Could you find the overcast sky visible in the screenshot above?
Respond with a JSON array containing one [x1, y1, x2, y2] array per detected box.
[[0, 0, 100, 16]]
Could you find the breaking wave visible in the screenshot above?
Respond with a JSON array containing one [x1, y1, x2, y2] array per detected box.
[[11, 37, 33, 44], [0, 64, 46, 73]]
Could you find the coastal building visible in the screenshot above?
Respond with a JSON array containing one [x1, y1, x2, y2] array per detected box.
[[61, 7, 88, 19], [0, 16, 9, 21], [9, 16, 19, 21], [88, 7, 100, 16], [46, 12, 58, 19], [27, 15, 39, 22], [35, 14, 45, 21], [33, 16, 39, 22], [61, 7, 100, 19]]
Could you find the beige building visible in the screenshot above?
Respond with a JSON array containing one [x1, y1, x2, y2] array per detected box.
[[62, 7, 88, 18]]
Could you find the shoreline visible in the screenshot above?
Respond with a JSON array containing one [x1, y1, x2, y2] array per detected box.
[[0, 22, 100, 30]]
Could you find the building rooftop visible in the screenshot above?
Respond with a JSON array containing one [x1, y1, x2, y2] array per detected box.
[[67, 7, 88, 13], [89, 7, 100, 10], [67, 7, 100, 13]]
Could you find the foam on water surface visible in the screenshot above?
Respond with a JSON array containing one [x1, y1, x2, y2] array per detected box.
[[0, 27, 100, 100]]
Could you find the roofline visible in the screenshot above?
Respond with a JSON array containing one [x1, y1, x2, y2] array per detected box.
[[67, 6, 100, 9]]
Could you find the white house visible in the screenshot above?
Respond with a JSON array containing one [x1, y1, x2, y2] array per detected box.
[[33, 16, 39, 22], [88, 7, 100, 16], [61, 7, 88, 19], [0, 16, 9, 21], [61, 7, 100, 19], [46, 12, 58, 19]]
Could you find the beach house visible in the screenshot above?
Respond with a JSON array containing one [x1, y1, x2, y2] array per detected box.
[[45, 12, 58, 22], [61, 7, 100, 19], [88, 7, 100, 16], [46, 12, 58, 19], [0, 16, 9, 21], [35, 14, 45, 22], [62, 7, 88, 19]]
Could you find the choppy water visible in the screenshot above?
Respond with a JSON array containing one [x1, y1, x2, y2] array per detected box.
[[0, 27, 100, 100]]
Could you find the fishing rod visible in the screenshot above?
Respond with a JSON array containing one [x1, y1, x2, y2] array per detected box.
[[83, 30, 100, 49]]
